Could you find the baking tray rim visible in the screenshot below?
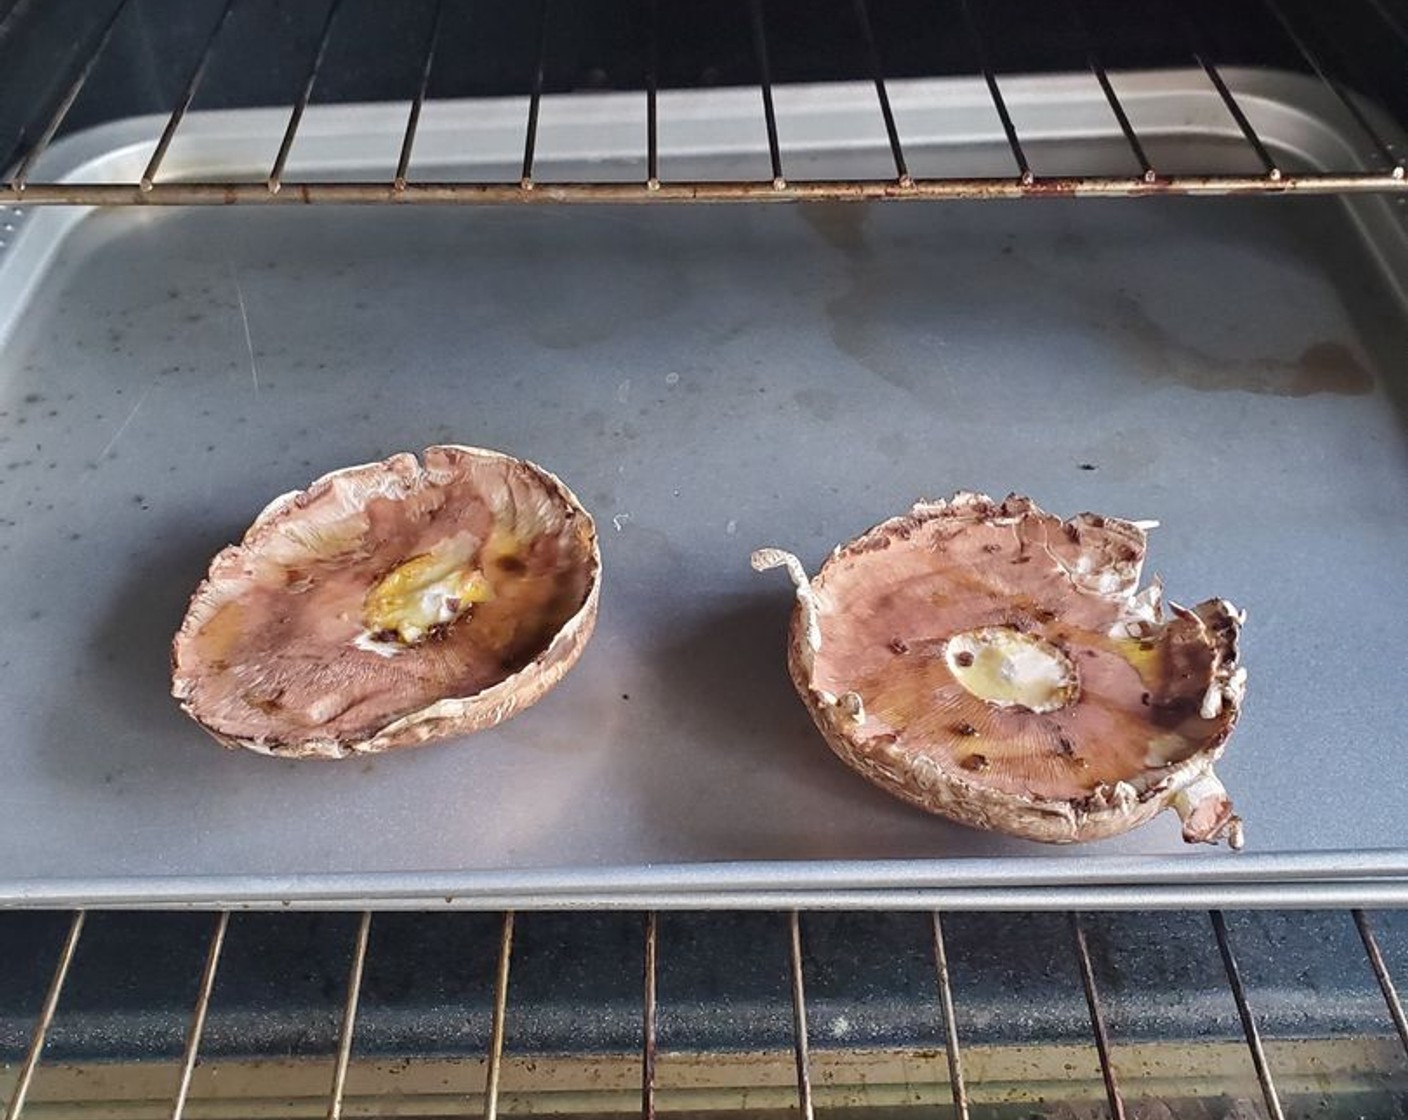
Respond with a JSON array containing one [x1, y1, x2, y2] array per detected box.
[[8, 869, 1408, 911], [7, 847, 1408, 910]]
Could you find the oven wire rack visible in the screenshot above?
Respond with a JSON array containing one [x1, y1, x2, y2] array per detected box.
[[2, 0, 1407, 206], [2, 908, 1406, 1118]]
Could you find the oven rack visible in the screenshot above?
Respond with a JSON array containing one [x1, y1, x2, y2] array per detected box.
[[2, 0, 1407, 207], [2, 908, 1405, 1118]]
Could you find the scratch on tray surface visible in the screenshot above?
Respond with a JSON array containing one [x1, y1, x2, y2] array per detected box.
[[230, 263, 260, 394], [96, 380, 155, 462]]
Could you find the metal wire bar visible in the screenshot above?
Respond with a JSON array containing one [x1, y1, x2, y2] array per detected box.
[[1067, 0, 1154, 181], [141, 0, 238, 190], [9, 171, 1402, 207], [1260, 0, 1403, 178], [520, 0, 550, 188], [168, 911, 230, 1120], [787, 911, 815, 1120], [326, 911, 372, 1120], [852, 0, 910, 185], [955, 0, 1030, 183], [1192, 58, 1280, 177], [645, 0, 659, 189], [1070, 915, 1127, 1120], [1176, 3, 1281, 178], [484, 911, 515, 1120], [6, 0, 133, 190], [1211, 911, 1286, 1120], [4, 911, 86, 1120], [1363, 0, 1408, 52], [931, 912, 970, 1120], [395, 0, 446, 191], [1353, 909, 1408, 1058], [268, 0, 345, 194], [748, 0, 785, 188], [642, 911, 659, 1120]]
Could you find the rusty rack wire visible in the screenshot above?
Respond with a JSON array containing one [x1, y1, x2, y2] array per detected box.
[[3, 908, 1406, 1118], [2, 0, 1407, 206]]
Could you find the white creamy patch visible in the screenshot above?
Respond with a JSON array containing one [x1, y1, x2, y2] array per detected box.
[[944, 627, 1079, 714]]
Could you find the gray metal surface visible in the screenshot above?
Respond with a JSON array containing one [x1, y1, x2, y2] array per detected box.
[[0, 75, 1406, 908]]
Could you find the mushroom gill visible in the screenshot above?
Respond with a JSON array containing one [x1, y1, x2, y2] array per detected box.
[[172, 445, 600, 758], [753, 492, 1246, 847]]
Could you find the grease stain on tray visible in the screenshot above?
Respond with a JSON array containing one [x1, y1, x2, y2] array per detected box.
[[1108, 294, 1375, 397], [1286, 341, 1375, 395], [802, 201, 869, 256], [794, 387, 838, 421], [802, 204, 928, 394], [803, 202, 1376, 400]]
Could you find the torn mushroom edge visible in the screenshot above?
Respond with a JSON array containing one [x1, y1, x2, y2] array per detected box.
[[171, 445, 602, 760], [753, 491, 1247, 849]]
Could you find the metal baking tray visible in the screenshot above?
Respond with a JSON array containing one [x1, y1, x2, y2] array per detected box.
[[1, 70, 1406, 909]]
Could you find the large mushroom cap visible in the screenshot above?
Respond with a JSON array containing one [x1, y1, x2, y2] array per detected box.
[[753, 493, 1247, 848], [172, 445, 600, 758]]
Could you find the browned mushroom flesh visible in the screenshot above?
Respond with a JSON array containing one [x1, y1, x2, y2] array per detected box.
[[753, 493, 1247, 848], [172, 445, 600, 758]]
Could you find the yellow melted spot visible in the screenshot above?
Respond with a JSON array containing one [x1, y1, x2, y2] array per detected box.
[[1106, 635, 1163, 684], [362, 552, 493, 645]]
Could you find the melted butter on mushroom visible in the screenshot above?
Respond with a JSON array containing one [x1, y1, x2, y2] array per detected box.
[[942, 627, 1079, 713], [360, 546, 495, 649], [753, 492, 1247, 848], [355, 523, 531, 653]]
